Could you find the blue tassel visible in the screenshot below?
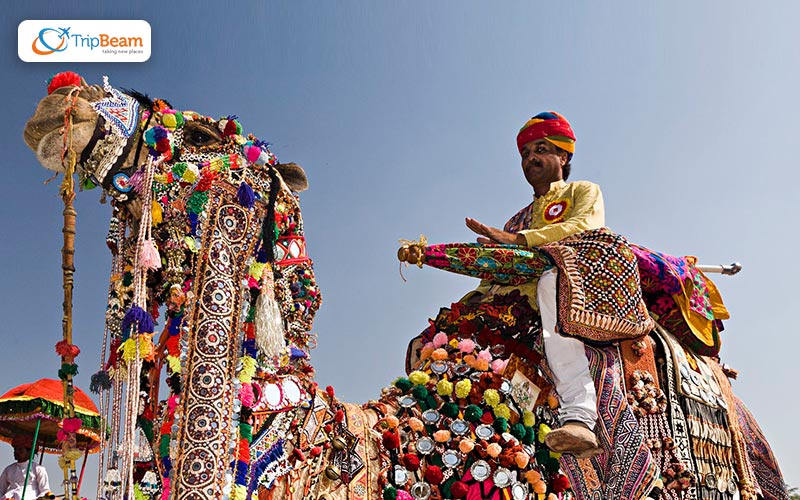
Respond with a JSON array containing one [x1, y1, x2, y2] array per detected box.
[[256, 246, 268, 264], [237, 181, 255, 209], [234, 460, 249, 483], [122, 305, 155, 334], [242, 339, 257, 357], [188, 213, 199, 236], [290, 347, 307, 359], [248, 439, 284, 495]]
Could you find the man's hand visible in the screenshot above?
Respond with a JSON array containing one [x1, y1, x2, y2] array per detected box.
[[465, 217, 526, 245]]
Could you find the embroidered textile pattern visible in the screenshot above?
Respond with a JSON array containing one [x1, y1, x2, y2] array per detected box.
[[422, 242, 554, 285], [559, 345, 659, 500], [539, 228, 654, 342], [659, 331, 737, 500], [633, 245, 727, 356], [733, 396, 789, 500], [173, 185, 264, 499], [652, 327, 699, 498]]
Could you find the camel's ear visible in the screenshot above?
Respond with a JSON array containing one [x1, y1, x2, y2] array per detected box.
[[276, 162, 309, 193]]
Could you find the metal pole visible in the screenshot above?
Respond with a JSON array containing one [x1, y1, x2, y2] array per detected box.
[[695, 262, 742, 276], [22, 418, 42, 500]]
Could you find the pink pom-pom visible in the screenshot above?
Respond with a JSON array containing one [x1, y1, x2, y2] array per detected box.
[[239, 383, 254, 408], [160, 478, 170, 500], [458, 339, 475, 353], [245, 145, 261, 163], [62, 417, 82, 433], [490, 359, 508, 374], [247, 276, 260, 289], [396, 491, 413, 500], [477, 349, 492, 362], [167, 395, 179, 411], [432, 332, 448, 348]]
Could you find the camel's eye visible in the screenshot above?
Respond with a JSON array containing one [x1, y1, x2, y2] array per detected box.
[[184, 122, 220, 147]]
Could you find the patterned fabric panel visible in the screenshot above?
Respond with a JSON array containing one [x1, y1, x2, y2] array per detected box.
[[632, 244, 727, 356], [733, 397, 789, 500], [540, 228, 654, 342], [423, 242, 554, 284]]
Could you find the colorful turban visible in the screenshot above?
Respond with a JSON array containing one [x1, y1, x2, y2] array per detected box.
[[516, 111, 576, 155], [11, 434, 34, 448]]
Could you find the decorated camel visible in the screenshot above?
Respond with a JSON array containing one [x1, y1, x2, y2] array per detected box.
[[23, 73, 788, 500]]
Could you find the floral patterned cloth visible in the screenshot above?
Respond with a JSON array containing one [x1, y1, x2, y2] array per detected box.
[[631, 245, 728, 356], [423, 243, 554, 285]]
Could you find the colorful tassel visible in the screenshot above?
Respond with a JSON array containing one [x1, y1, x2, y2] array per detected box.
[[139, 239, 162, 270], [122, 305, 155, 335], [254, 290, 285, 358], [90, 370, 112, 393], [151, 200, 163, 226], [237, 181, 256, 208]]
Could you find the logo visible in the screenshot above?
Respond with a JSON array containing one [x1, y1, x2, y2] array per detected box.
[[19, 20, 151, 62], [542, 199, 570, 223], [31, 27, 70, 55]]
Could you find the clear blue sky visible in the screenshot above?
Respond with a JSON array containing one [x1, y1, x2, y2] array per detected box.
[[2, 0, 798, 494]]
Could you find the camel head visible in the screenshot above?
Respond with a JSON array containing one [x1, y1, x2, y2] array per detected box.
[[24, 72, 308, 204]]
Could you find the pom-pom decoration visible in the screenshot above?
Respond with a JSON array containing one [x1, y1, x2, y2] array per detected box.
[[423, 465, 443, 485], [381, 430, 400, 450], [47, 71, 82, 95]]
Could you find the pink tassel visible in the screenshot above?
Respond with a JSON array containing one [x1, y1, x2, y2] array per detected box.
[[160, 478, 170, 500], [138, 239, 162, 270], [239, 383, 254, 408]]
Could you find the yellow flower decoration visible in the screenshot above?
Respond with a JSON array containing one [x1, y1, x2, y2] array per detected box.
[[523, 410, 536, 427], [538, 423, 551, 443], [166, 355, 182, 374], [455, 379, 472, 399], [239, 356, 257, 383], [483, 389, 500, 408], [249, 262, 266, 280], [436, 379, 454, 397], [409, 371, 430, 386], [493, 403, 511, 420]]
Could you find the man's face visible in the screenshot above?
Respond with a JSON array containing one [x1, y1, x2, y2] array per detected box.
[[520, 139, 566, 188], [13, 445, 31, 463]]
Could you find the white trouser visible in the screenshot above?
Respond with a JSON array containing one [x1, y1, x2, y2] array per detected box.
[[537, 269, 598, 429]]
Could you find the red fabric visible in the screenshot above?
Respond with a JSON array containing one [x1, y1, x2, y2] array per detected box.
[[516, 119, 575, 152]]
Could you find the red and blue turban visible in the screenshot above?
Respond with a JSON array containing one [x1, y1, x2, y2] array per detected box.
[[516, 111, 576, 155]]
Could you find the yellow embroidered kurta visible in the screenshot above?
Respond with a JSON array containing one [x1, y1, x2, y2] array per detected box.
[[466, 180, 605, 303]]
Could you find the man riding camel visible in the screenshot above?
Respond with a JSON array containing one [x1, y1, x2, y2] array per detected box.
[[0, 435, 51, 500], [465, 111, 606, 458]]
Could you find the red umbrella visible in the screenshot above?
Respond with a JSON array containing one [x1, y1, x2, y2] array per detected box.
[[0, 378, 102, 453]]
